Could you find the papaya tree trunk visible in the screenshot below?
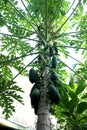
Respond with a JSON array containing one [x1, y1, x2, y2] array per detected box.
[[37, 57, 51, 130]]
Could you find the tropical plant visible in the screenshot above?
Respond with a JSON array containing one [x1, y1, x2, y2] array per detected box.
[[0, 0, 87, 129], [51, 68, 87, 130]]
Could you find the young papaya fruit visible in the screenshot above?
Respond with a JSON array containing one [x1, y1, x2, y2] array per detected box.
[[49, 46, 54, 56], [29, 68, 39, 83], [38, 55, 42, 64], [43, 44, 49, 51], [54, 78, 63, 88], [53, 46, 58, 55], [30, 83, 40, 97], [50, 71, 58, 83], [52, 56, 57, 69], [30, 88, 40, 102], [30, 88, 40, 115], [48, 84, 60, 104]]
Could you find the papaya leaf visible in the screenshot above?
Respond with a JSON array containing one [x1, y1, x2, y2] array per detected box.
[[77, 102, 87, 114], [62, 111, 71, 117], [67, 95, 79, 113], [81, 93, 87, 99], [69, 75, 74, 89], [75, 80, 86, 95]]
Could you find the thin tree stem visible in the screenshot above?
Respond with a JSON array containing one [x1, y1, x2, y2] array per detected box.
[[58, 58, 85, 81], [5, 20, 36, 33], [0, 33, 39, 42], [66, 0, 76, 16], [58, 48, 84, 66], [49, 0, 61, 24], [56, 0, 80, 34], [20, 0, 38, 27], [66, 54, 84, 65], [11, 56, 38, 81], [8, 0, 36, 32], [8, 0, 47, 45], [57, 45, 87, 50], [48, 0, 81, 42], [0, 52, 38, 65], [45, 0, 48, 40]]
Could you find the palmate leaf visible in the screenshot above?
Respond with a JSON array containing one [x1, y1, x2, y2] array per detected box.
[[0, 93, 15, 119], [0, 54, 11, 65], [7, 91, 24, 105], [0, 77, 24, 118]]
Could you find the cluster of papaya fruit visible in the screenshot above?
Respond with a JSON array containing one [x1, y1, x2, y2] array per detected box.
[[48, 71, 61, 105], [29, 68, 40, 115], [28, 44, 61, 114], [48, 44, 61, 105]]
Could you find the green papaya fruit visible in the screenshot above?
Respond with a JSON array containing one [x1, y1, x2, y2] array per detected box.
[[38, 55, 42, 64], [30, 88, 40, 100], [49, 46, 54, 56], [30, 83, 40, 97], [53, 46, 58, 55], [29, 68, 39, 83], [48, 84, 60, 104], [43, 44, 49, 51], [54, 78, 63, 88], [30, 88, 40, 115], [50, 71, 58, 83], [52, 56, 57, 69]]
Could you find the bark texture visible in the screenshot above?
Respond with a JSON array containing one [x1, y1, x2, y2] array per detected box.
[[37, 63, 51, 130]]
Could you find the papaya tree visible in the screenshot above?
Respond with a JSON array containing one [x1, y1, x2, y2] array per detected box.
[[0, 0, 87, 129]]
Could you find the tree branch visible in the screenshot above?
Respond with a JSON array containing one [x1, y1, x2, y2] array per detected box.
[[66, 0, 76, 16], [0, 33, 39, 42], [8, 0, 47, 45], [65, 54, 84, 65], [20, 0, 39, 27], [57, 29, 87, 38], [58, 58, 85, 81], [8, 0, 36, 32], [49, 0, 61, 24], [58, 48, 85, 66], [57, 45, 87, 50], [2, 18, 36, 34], [48, 0, 81, 42], [50, 0, 76, 26], [56, 0, 80, 33], [11, 56, 38, 81], [0, 52, 38, 65], [45, 0, 48, 40]]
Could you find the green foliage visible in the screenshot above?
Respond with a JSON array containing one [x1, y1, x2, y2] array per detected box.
[[0, 76, 24, 119], [0, 0, 87, 127], [75, 80, 86, 95], [77, 102, 87, 114], [51, 74, 87, 130]]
